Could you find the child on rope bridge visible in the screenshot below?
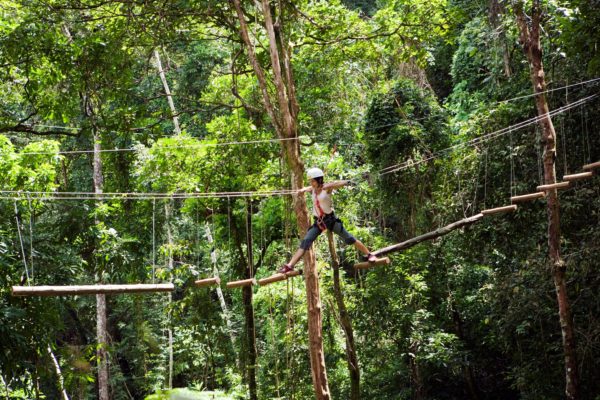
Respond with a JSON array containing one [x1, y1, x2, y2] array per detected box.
[[278, 167, 377, 273]]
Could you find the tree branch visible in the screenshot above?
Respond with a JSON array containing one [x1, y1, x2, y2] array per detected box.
[[0, 124, 80, 137]]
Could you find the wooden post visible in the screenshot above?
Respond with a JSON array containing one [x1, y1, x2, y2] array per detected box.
[[258, 270, 302, 286], [194, 277, 221, 288], [226, 278, 257, 289], [515, 1, 579, 397], [481, 205, 518, 215], [537, 182, 570, 191], [511, 192, 546, 203], [582, 161, 600, 171], [563, 172, 593, 181], [353, 257, 391, 270], [11, 284, 175, 297]]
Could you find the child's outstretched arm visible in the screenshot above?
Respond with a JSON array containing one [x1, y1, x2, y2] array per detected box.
[[323, 180, 350, 192]]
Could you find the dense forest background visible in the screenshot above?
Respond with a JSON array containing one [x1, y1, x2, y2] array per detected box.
[[1, 0, 600, 399]]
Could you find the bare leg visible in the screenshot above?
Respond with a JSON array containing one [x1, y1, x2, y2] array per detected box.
[[353, 240, 376, 261], [287, 248, 306, 268], [353, 240, 370, 255]]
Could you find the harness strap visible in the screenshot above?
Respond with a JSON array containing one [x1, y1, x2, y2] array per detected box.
[[314, 191, 328, 231]]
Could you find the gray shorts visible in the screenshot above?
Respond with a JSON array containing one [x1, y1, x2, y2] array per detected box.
[[299, 214, 356, 250]]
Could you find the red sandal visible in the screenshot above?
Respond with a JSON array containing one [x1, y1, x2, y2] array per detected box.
[[278, 263, 294, 274]]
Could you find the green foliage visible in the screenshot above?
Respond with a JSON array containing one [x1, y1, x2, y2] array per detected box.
[[145, 388, 236, 399], [1, 0, 600, 399], [0, 136, 62, 192]]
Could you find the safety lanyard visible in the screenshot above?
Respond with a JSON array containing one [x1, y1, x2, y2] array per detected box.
[[314, 191, 328, 231]]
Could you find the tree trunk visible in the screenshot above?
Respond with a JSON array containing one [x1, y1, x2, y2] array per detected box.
[[409, 343, 425, 400], [451, 306, 480, 400], [92, 125, 110, 400], [326, 232, 360, 400], [231, 1, 330, 398], [47, 345, 70, 400], [154, 49, 181, 135], [489, 0, 511, 78], [514, 2, 578, 399], [205, 223, 239, 366], [244, 200, 258, 400]]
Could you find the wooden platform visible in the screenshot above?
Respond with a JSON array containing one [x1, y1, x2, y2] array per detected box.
[[354, 257, 391, 270], [12, 283, 175, 297], [511, 192, 545, 203], [194, 277, 221, 287], [536, 182, 570, 191], [583, 161, 600, 171], [226, 278, 256, 289], [258, 270, 302, 286], [563, 172, 593, 181]]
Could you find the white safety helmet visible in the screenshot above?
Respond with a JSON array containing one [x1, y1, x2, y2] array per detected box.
[[306, 167, 324, 179]]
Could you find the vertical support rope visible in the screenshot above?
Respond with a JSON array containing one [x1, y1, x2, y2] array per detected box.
[[250, 200, 254, 277], [472, 149, 483, 216], [509, 128, 515, 197], [227, 196, 232, 268], [14, 200, 30, 285], [457, 169, 464, 217], [536, 125, 543, 185], [27, 194, 34, 282], [268, 289, 281, 399], [152, 199, 156, 283], [484, 148, 489, 209], [583, 104, 590, 164], [563, 83, 569, 175]]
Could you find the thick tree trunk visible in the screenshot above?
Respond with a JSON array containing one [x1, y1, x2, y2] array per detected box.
[[231, 1, 330, 398], [514, 2, 578, 399], [326, 232, 360, 400], [244, 200, 258, 400]]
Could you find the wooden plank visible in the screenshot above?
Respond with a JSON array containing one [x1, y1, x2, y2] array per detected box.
[[563, 172, 593, 181], [583, 161, 600, 171], [373, 213, 484, 257], [481, 205, 518, 215], [354, 257, 390, 270], [194, 277, 221, 288], [536, 181, 570, 191], [257, 270, 302, 286], [12, 283, 174, 297], [226, 278, 256, 289], [511, 192, 546, 203]]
